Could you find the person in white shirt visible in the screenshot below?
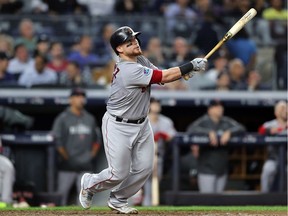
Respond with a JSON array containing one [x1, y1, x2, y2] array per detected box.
[[18, 52, 57, 87], [7, 43, 33, 80]]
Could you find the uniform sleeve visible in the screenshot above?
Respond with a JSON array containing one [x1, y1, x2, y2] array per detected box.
[[124, 63, 154, 87], [162, 117, 177, 137], [51, 115, 65, 147], [186, 116, 211, 135], [137, 55, 159, 70], [224, 117, 246, 135]]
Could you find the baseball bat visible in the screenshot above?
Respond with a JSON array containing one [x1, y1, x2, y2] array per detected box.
[[151, 142, 159, 206], [183, 8, 257, 80]]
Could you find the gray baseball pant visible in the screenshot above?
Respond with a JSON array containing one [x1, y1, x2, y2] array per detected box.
[[0, 155, 15, 203], [85, 112, 154, 206], [261, 159, 277, 192], [197, 173, 227, 193]]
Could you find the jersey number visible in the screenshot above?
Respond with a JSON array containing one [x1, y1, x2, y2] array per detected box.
[[111, 66, 120, 83]]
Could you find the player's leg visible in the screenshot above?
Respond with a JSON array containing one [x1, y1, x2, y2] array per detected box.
[[197, 173, 216, 193], [57, 171, 77, 206], [83, 113, 143, 192], [109, 120, 154, 206], [0, 155, 15, 204], [261, 159, 277, 192], [215, 173, 228, 193]]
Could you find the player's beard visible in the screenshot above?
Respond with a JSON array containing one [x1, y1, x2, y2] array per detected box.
[[133, 47, 142, 56]]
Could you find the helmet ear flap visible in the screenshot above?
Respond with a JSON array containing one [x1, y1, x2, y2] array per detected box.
[[136, 36, 141, 47]]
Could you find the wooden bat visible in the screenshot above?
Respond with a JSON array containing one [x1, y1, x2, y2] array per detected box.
[[183, 8, 257, 80], [151, 141, 159, 206]]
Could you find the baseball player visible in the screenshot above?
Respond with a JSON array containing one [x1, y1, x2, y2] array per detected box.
[[79, 26, 207, 214]]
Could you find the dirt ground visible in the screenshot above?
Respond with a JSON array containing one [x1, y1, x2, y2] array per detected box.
[[0, 210, 287, 216]]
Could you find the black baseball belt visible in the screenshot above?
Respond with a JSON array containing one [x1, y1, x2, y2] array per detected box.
[[110, 114, 146, 124]]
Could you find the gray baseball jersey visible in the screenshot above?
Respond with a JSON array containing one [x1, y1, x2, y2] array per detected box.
[[107, 56, 158, 119], [82, 55, 159, 207]]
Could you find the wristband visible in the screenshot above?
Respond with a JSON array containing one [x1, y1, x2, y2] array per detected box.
[[179, 62, 194, 76]]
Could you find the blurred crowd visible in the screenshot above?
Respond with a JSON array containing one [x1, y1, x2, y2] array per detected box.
[[0, 0, 287, 90]]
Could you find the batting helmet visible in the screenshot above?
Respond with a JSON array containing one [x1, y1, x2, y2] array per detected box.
[[110, 26, 141, 55]]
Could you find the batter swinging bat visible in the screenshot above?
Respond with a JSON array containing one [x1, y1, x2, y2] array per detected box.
[[183, 8, 257, 80]]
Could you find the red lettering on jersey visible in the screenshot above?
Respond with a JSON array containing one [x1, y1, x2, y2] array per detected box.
[[111, 66, 120, 83]]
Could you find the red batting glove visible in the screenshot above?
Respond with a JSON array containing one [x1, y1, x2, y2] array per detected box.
[[154, 132, 170, 142]]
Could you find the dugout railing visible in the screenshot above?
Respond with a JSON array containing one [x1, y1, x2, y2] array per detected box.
[[164, 133, 287, 205]]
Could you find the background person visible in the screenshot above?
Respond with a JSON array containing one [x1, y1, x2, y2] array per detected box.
[[187, 100, 245, 193], [258, 100, 287, 192], [51, 88, 101, 206]]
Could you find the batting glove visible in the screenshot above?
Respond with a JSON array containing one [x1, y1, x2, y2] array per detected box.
[[191, 58, 207, 72]]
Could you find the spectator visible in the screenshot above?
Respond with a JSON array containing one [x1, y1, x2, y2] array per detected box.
[[91, 23, 116, 88], [143, 37, 167, 69], [30, 0, 49, 14], [205, 51, 229, 84], [68, 35, 110, 70], [15, 19, 37, 55], [141, 97, 177, 206], [253, 0, 268, 17], [0, 0, 23, 14], [7, 43, 33, 80], [59, 61, 92, 87], [94, 23, 117, 60], [227, 0, 251, 18], [114, 0, 142, 15], [226, 28, 257, 73], [263, 0, 288, 20], [47, 42, 69, 73], [0, 154, 15, 206], [228, 58, 247, 90], [246, 70, 271, 91], [77, 0, 115, 16], [44, 0, 85, 15], [0, 34, 14, 58], [168, 37, 196, 68], [215, 72, 231, 91], [0, 52, 17, 85], [258, 100, 287, 192], [192, 11, 219, 58], [18, 52, 57, 87], [34, 34, 50, 57], [186, 100, 245, 193], [164, 0, 197, 39], [51, 88, 101, 205], [163, 38, 195, 90]]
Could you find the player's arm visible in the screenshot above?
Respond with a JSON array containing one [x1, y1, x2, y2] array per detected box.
[[150, 58, 207, 84], [52, 116, 69, 160]]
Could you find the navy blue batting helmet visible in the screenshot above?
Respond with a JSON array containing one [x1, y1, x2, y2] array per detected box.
[[110, 26, 141, 55]]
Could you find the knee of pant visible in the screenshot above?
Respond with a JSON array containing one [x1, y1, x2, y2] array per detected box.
[[113, 169, 130, 182], [263, 163, 276, 175], [141, 164, 153, 177]]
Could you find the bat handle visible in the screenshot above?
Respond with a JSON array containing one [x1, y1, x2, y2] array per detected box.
[[183, 39, 225, 80]]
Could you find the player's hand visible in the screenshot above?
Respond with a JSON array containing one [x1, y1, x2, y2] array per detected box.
[[209, 131, 218, 146], [220, 131, 231, 145], [191, 58, 207, 72]]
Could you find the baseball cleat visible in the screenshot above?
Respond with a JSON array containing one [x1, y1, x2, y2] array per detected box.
[[79, 173, 94, 209], [107, 200, 138, 214]]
